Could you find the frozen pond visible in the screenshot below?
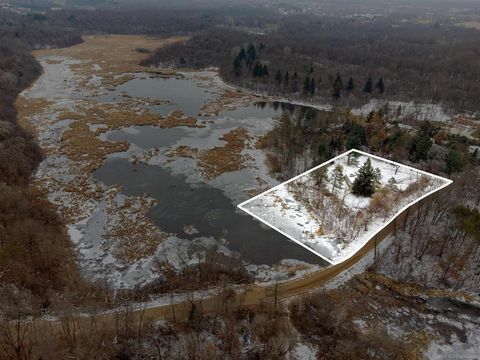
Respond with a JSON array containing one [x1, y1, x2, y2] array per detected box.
[[94, 158, 325, 265], [99, 74, 218, 117]]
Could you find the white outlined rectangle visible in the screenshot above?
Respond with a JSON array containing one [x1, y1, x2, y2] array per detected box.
[[238, 149, 453, 265]]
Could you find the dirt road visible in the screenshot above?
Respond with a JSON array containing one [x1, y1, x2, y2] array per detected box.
[[29, 198, 423, 342]]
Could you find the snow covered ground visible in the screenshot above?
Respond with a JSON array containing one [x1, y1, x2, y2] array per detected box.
[[351, 99, 452, 122], [239, 150, 452, 264]]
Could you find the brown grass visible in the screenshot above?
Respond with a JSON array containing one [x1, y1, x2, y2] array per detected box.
[[14, 97, 53, 132], [60, 119, 129, 174], [254, 131, 273, 149], [199, 89, 265, 116], [159, 110, 205, 128], [198, 127, 251, 179], [265, 153, 281, 173], [53, 102, 205, 198], [166, 145, 199, 158], [165, 128, 252, 178], [34, 35, 188, 88], [104, 194, 166, 262]]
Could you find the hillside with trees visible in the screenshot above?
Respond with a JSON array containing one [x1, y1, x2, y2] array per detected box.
[[145, 18, 480, 112], [0, 24, 85, 309]]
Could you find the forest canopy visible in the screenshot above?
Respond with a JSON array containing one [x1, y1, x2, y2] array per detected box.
[[144, 18, 480, 112]]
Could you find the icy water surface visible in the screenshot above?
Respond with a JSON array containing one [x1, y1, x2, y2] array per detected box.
[[107, 126, 188, 148], [94, 158, 325, 265], [94, 73, 328, 266], [99, 73, 218, 116]]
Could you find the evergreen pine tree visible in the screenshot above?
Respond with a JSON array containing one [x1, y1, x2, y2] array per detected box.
[[387, 177, 398, 191], [253, 62, 262, 78], [284, 71, 289, 86], [246, 44, 256, 67], [334, 74, 343, 88], [364, 76, 373, 93], [352, 158, 376, 197], [233, 56, 242, 77], [275, 70, 282, 85], [346, 123, 366, 150], [330, 164, 345, 194], [373, 167, 382, 191], [332, 74, 343, 99], [376, 78, 385, 94], [304, 76, 311, 94], [414, 135, 433, 161], [238, 48, 246, 62], [263, 64, 269, 77], [346, 77, 354, 92], [187, 304, 202, 329], [446, 148, 466, 174], [315, 140, 330, 165], [313, 167, 329, 187], [310, 78, 315, 95]]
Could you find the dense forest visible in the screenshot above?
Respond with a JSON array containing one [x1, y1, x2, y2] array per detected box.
[[255, 105, 480, 289], [254, 104, 478, 179], [0, 4, 276, 36], [0, 22, 86, 305], [145, 18, 480, 112]]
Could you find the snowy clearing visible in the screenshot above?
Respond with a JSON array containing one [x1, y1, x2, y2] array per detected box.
[[239, 149, 452, 264]]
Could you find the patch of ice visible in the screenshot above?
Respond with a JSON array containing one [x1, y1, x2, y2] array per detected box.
[[426, 324, 480, 360], [288, 343, 317, 360]]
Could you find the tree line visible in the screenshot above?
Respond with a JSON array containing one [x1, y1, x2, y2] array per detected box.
[[0, 24, 85, 311], [145, 17, 480, 112]]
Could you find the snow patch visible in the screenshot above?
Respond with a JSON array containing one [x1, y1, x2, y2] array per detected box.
[[239, 150, 452, 265]]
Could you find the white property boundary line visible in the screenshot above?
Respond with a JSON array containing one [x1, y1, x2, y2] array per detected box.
[[237, 149, 453, 265]]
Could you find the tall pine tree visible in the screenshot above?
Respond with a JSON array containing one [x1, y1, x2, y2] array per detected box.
[[253, 62, 262, 78], [330, 164, 345, 195], [238, 48, 246, 62], [304, 76, 311, 94], [376, 78, 385, 94], [233, 56, 242, 77], [262, 64, 269, 77], [346, 77, 354, 92], [332, 74, 343, 99], [246, 44, 256, 67], [352, 158, 376, 197], [364, 76, 373, 93], [275, 70, 282, 85]]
